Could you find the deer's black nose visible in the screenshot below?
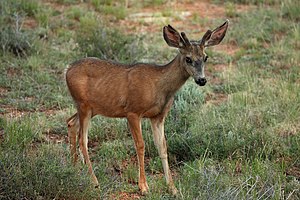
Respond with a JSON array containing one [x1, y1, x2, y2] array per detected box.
[[195, 78, 207, 86]]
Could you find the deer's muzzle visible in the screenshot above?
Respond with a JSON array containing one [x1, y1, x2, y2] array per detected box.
[[195, 78, 207, 86]]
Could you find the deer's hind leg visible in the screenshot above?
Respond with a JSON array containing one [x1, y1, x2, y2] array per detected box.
[[77, 105, 99, 187], [67, 113, 79, 164]]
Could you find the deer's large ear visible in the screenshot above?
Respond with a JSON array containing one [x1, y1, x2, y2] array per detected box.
[[163, 25, 185, 48], [202, 20, 229, 47]]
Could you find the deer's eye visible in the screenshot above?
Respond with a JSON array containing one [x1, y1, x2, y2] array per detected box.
[[204, 55, 208, 62], [186, 57, 192, 64]]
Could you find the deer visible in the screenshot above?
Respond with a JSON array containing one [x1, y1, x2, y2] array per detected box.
[[66, 20, 229, 195]]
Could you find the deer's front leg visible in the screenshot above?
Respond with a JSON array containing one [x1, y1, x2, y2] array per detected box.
[[127, 113, 149, 194], [150, 117, 178, 196]]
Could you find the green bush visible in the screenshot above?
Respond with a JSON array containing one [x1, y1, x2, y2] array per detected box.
[[76, 13, 145, 63]]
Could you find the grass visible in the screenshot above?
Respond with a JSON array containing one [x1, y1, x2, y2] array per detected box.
[[91, 0, 127, 20], [1, 0, 300, 199], [0, 149, 99, 199]]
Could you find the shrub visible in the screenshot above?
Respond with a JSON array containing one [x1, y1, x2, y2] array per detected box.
[[0, 14, 34, 57], [0, 0, 38, 57], [76, 13, 145, 63]]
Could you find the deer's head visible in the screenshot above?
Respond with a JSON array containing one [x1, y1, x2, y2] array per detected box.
[[163, 20, 229, 86]]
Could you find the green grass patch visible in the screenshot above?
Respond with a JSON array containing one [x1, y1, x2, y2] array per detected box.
[[178, 158, 294, 199], [281, 0, 300, 21], [0, 145, 98, 199], [91, 0, 127, 20], [142, 0, 168, 7], [228, 8, 288, 48]]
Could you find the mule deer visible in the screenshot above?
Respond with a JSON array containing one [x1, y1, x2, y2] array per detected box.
[[66, 20, 228, 195]]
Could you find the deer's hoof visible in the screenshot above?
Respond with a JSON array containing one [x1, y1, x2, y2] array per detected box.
[[139, 183, 149, 195], [92, 177, 99, 189], [140, 189, 148, 196], [169, 185, 178, 196]]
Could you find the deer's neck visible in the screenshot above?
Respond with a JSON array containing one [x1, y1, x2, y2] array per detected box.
[[159, 54, 190, 95]]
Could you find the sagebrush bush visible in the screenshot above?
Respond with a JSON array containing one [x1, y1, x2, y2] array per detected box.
[[0, 26, 34, 57], [0, 0, 36, 57], [0, 15, 34, 57]]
